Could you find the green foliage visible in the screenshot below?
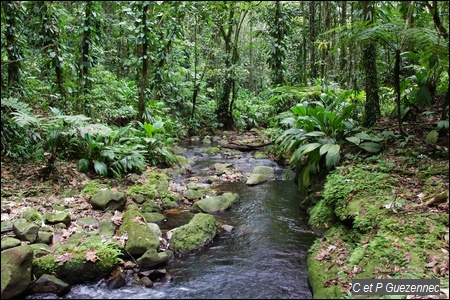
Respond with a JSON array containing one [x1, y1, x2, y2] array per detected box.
[[137, 119, 177, 167], [233, 89, 273, 130], [275, 86, 356, 193], [73, 125, 147, 178]]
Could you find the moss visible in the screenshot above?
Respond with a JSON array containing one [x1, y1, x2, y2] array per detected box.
[[127, 184, 158, 203], [82, 181, 111, 196], [308, 199, 338, 229], [170, 213, 218, 256], [32, 240, 123, 285], [307, 161, 450, 298]]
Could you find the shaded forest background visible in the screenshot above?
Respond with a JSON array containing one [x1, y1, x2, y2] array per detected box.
[[1, 1, 448, 188]]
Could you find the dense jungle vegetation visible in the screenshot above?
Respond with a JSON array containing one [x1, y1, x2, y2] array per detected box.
[[1, 1, 449, 298]]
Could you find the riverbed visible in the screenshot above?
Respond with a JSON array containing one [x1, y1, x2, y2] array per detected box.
[[29, 141, 317, 299]]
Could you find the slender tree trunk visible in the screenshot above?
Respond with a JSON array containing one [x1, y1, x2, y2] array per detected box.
[[273, 0, 284, 85], [138, 3, 149, 122], [301, 2, 307, 85], [309, 1, 317, 80], [80, 1, 92, 96], [362, 1, 380, 127], [2, 1, 20, 88], [339, 1, 347, 86]]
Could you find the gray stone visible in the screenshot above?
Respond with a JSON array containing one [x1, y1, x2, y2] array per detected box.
[[78, 216, 99, 228], [142, 212, 165, 223], [191, 192, 239, 213], [206, 175, 221, 183], [1, 237, 21, 251], [183, 189, 203, 200], [246, 174, 267, 186], [28, 274, 70, 296], [221, 225, 235, 233], [36, 231, 53, 244], [251, 165, 275, 178], [90, 190, 127, 211], [107, 274, 126, 289], [1, 245, 33, 299], [44, 212, 71, 226], [29, 243, 51, 258], [22, 208, 44, 223], [139, 276, 154, 288], [147, 223, 162, 237], [98, 220, 116, 238], [12, 219, 39, 243], [136, 249, 172, 269]]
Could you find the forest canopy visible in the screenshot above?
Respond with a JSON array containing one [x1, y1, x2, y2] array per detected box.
[[1, 1, 448, 182]]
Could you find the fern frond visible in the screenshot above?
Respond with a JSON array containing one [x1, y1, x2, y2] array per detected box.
[[1, 98, 32, 114], [11, 111, 42, 127]]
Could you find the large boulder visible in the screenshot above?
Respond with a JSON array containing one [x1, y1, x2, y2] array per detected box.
[[118, 205, 160, 257], [1, 245, 34, 299], [191, 192, 239, 213], [90, 190, 127, 211], [169, 213, 218, 256]]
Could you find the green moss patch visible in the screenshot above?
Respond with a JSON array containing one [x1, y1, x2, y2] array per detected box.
[[307, 162, 449, 298]]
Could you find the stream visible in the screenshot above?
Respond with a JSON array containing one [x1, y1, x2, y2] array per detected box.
[[29, 141, 318, 299]]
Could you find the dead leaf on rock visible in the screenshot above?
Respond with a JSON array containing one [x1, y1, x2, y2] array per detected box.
[[133, 215, 146, 225], [404, 251, 411, 263], [85, 250, 98, 263], [426, 261, 437, 268], [55, 252, 74, 265]]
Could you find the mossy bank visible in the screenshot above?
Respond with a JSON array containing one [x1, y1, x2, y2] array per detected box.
[[306, 159, 449, 299]]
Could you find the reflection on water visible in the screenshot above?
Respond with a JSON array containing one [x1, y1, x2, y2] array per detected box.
[[28, 144, 317, 299]]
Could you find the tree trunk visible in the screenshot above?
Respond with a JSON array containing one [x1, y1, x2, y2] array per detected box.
[[309, 1, 317, 80], [80, 1, 92, 95], [362, 1, 380, 128], [138, 3, 149, 122], [2, 1, 20, 88]]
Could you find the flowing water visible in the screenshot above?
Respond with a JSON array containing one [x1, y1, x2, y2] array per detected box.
[[29, 142, 318, 299]]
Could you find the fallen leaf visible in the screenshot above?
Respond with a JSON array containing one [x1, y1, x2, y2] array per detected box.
[[426, 261, 437, 268], [433, 266, 440, 274], [403, 251, 411, 263], [55, 252, 74, 265], [85, 250, 98, 263], [111, 211, 123, 226]]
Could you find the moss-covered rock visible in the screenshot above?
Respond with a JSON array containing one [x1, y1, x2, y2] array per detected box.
[[32, 240, 123, 285], [127, 184, 158, 204], [90, 190, 127, 211], [307, 163, 450, 299], [141, 200, 162, 213], [191, 192, 239, 213], [12, 219, 39, 243], [136, 249, 173, 270], [82, 181, 111, 196], [1, 237, 21, 251], [1, 245, 34, 299], [118, 206, 160, 257], [142, 212, 165, 223], [169, 213, 218, 256]]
